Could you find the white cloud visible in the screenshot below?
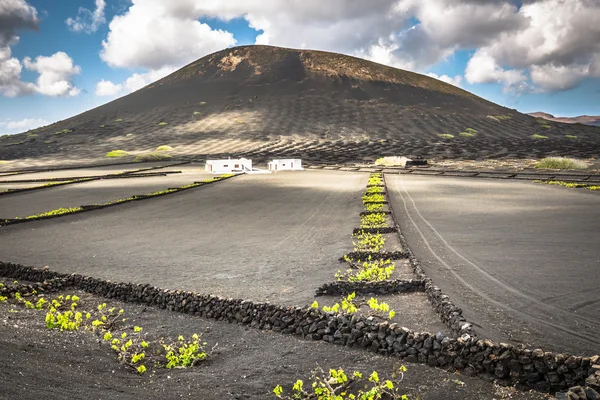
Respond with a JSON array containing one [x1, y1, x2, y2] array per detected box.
[[0, 2, 81, 97], [95, 79, 122, 96], [94, 66, 176, 98], [426, 72, 462, 87], [464, 0, 600, 92], [66, 0, 106, 33], [90, 0, 600, 97], [23, 52, 81, 97], [0, 0, 38, 97], [0, 117, 49, 135], [100, 1, 236, 70], [123, 66, 176, 92]]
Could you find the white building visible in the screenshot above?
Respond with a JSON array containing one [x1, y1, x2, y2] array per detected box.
[[205, 158, 272, 174], [268, 159, 303, 171], [205, 157, 252, 173]]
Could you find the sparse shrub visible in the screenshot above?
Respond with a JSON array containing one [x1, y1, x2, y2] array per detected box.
[[459, 132, 474, 138], [336, 259, 395, 283], [115, 118, 123, 122], [365, 186, 384, 194], [105, 150, 131, 158], [24, 207, 83, 219], [360, 213, 387, 228], [155, 145, 173, 152], [193, 111, 201, 115], [312, 292, 395, 319], [540, 124, 551, 129], [438, 134, 454, 139], [487, 115, 511, 122], [367, 174, 383, 186], [565, 135, 578, 140], [537, 180, 599, 191], [364, 203, 384, 212], [55, 129, 73, 135], [352, 232, 385, 252], [157, 122, 168, 126], [362, 193, 385, 203], [531, 134, 547, 139], [133, 152, 173, 162], [535, 157, 587, 170], [199, 101, 206, 105], [273, 365, 407, 400], [464, 128, 478, 134], [162, 334, 207, 368]]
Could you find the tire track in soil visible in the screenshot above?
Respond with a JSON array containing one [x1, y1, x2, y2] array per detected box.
[[392, 175, 600, 349]]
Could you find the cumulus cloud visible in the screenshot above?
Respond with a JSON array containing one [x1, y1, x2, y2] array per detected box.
[[123, 66, 177, 92], [0, 1, 81, 97], [0, 117, 49, 135], [0, 0, 38, 97], [97, 0, 600, 95], [464, 0, 600, 92], [66, 0, 106, 33], [23, 52, 81, 96], [95, 66, 176, 97], [95, 79, 122, 96], [100, 1, 236, 70], [426, 72, 462, 87]]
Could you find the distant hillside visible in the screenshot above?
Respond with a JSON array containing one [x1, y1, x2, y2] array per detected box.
[[1, 45, 599, 166], [529, 112, 600, 127]]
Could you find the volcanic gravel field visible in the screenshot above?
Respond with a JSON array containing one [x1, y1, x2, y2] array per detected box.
[[1, 45, 598, 399], [387, 174, 600, 356]]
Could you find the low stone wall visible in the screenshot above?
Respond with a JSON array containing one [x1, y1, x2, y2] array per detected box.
[[339, 251, 407, 261], [315, 279, 425, 296], [381, 174, 474, 338], [0, 261, 597, 393], [0, 174, 238, 227], [359, 210, 391, 216], [352, 227, 397, 235]]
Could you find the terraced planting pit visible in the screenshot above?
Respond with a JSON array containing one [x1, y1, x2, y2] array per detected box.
[[0, 171, 371, 306], [0, 161, 176, 181], [0, 170, 218, 219]]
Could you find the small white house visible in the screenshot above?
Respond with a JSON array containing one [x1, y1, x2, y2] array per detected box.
[[205, 157, 252, 174], [268, 159, 303, 171]]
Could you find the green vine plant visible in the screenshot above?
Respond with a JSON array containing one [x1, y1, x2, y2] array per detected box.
[[352, 232, 385, 253], [364, 203, 385, 212], [336, 259, 395, 283], [359, 213, 387, 229], [0, 288, 210, 375], [311, 292, 396, 320], [23, 207, 83, 220], [273, 365, 408, 400], [362, 193, 385, 204], [535, 180, 600, 191], [6, 174, 237, 222], [364, 186, 384, 195]]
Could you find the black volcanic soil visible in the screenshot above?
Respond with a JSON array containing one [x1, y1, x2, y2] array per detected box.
[[0, 289, 550, 400], [1, 45, 598, 170]]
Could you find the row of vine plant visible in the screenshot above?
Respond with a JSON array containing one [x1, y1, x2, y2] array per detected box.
[[1, 282, 208, 375], [273, 173, 410, 398], [338, 173, 395, 283]]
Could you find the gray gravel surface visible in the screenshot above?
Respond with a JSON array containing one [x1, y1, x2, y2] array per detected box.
[[0, 290, 550, 400], [0, 161, 172, 181], [386, 174, 600, 356], [0, 171, 216, 218], [0, 171, 365, 306]]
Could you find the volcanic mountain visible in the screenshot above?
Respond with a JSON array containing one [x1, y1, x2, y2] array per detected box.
[[2, 45, 599, 166], [528, 112, 600, 127]]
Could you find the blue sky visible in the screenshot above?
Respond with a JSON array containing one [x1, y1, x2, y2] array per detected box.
[[1, 0, 599, 134]]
